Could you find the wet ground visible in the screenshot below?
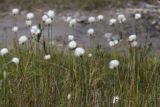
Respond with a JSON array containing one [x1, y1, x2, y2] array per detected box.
[[0, 4, 160, 53]]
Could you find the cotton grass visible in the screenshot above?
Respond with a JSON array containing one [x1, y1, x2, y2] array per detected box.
[[12, 8, 19, 15], [68, 40, 77, 49], [74, 47, 85, 57], [109, 60, 119, 69], [12, 57, 20, 64], [0, 8, 159, 107], [19, 35, 28, 44], [0, 48, 9, 56]]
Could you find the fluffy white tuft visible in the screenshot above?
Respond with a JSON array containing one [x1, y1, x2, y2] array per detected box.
[[97, 15, 104, 21], [128, 34, 136, 42], [135, 13, 142, 20], [12, 57, 20, 64], [68, 35, 74, 41], [88, 16, 96, 23], [69, 19, 77, 27], [87, 28, 95, 35], [26, 12, 34, 20], [74, 47, 85, 57], [19, 35, 28, 44], [117, 14, 126, 23], [68, 40, 77, 49], [12, 8, 19, 15], [44, 54, 51, 60], [109, 60, 119, 69], [109, 18, 117, 25], [0, 48, 9, 56], [113, 96, 119, 104], [47, 10, 55, 18], [12, 26, 19, 33]]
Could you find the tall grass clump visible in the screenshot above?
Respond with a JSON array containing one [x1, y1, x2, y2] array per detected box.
[[0, 8, 160, 107]]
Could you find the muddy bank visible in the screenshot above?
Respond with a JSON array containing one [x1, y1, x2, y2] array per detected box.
[[0, 4, 160, 53]]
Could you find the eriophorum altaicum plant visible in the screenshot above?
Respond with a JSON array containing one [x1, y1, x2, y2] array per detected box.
[[11, 8, 20, 50], [1, 8, 160, 107]]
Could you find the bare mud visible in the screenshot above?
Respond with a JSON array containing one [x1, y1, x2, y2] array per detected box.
[[0, 3, 160, 53]]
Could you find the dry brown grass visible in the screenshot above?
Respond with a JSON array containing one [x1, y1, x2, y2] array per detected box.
[[0, 0, 157, 10]]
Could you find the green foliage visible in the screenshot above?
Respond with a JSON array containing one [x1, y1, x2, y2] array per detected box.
[[0, 44, 160, 106]]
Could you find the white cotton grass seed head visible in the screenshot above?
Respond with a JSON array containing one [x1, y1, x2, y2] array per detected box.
[[88, 28, 95, 36], [88, 53, 92, 57], [113, 96, 119, 104], [12, 57, 20, 65], [47, 10, 55, 19], [109, 18, 117, 25], [12, 8, 19, 15], [12, 26, 18, 33], [117, 14, 126, 23], [67, 93, 71, 100], [97, 15, 104, 21], [135, 13, 142, 20], [74, 47, 85, 57], [44, 54, 51, 60], [109, 41, 115, 47], [26, 12, 34, 20], [19, 35, 28, 44], [114, 40, 118, 45], [31, 25, 38, 33], [0, 48, 9, 56], [66, 16, 72, 22], [68, 35, 74, 41], [104, 33, 112, 39], [69, 19, 77, 27], [26, 20, 32, 27], [131, 41, 138, 47], [42, 15, 48, 22], [68, 40, 77, 49], [30, 25, 40, 35], [128, 34, 136, 42], [45, 18, 52, 25], [109, 60, 119, 69], [88, 16, 96, 23]]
